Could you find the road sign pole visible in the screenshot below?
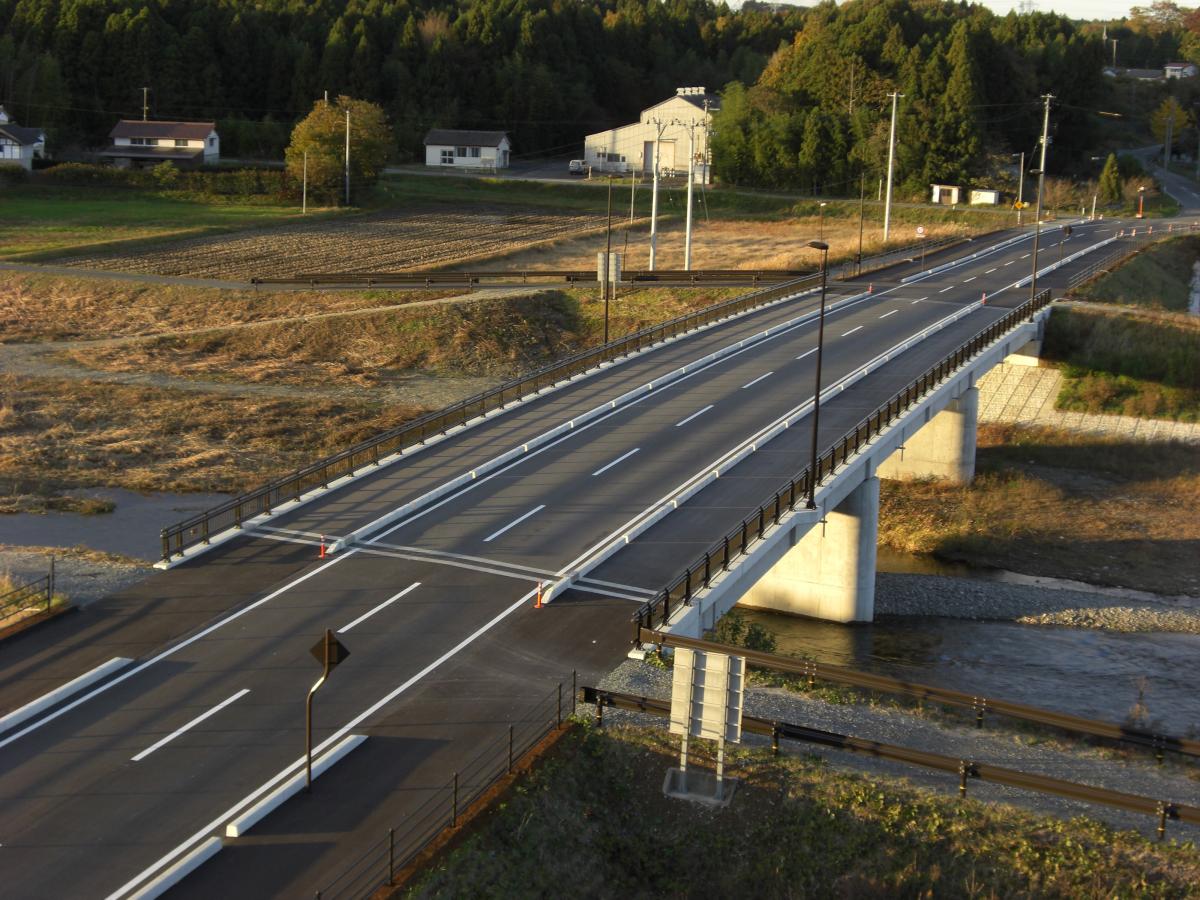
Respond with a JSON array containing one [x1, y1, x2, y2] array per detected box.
[[306, 629, 349, 793]]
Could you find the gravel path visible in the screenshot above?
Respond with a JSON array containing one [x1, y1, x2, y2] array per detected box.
[[877, 571, 1200, 633], [1, 547, 151, 608], [589, 658, 1200, 842]]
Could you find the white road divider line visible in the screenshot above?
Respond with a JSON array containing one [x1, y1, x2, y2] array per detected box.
[[795, 348, 818, 360], [483, 505, 545, 543], [985, 267, 997, 273], [0, 658, 133, 737], [963, 276, 977, 283], [1004, 260, 1016, 266], [1021, 253, 1030, 259], [132, 690, 251, 762], [674, 404, 713, 427], [879, 310, 897, 319], [741, 371, 773, 389], [841, 326, 863, 337], [591, 448, 640, 477], [338, 583, 421, 634], [939, 285, 954, 293]]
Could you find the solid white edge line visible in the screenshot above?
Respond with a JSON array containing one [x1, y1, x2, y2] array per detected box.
[[482, 505, 545, 543], [879, 310, 897, 319], [841, 326, 863, 337], [131, 689, 251, 762], [109, 588, 536, 900], [0, 553, 354, 753], [224, 734, 368, 838], [126, 836, 222, 900], [674, 404, 713, 427], [740, 371, 773, 389], [591, 447, 640, 477], [0, 657, 133, 736], [338, 583, 421, 634]]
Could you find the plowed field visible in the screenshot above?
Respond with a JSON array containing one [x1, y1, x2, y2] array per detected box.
[[58, 206, 610, 279]]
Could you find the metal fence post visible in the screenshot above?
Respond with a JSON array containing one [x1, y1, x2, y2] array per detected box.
[[508, 724, 514, 773], [452, 773, 459, 827], [388, 827, 395, 883], [47, 555, 55, 610], [557, 681, 563, 728]]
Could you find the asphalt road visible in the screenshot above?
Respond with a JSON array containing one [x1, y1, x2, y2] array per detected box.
[[0, 218, 1139, 898]]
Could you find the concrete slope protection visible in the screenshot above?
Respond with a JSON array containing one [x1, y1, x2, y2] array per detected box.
[[0, 220, 1128, 899]]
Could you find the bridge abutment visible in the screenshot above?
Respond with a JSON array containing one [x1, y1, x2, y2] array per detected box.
[[877, 387, 978, 484], [738, 476, 879, 623]]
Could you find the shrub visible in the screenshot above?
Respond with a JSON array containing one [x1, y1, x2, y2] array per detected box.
[[0, 163, 31, 185]]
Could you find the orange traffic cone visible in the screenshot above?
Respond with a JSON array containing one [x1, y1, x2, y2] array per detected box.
[[868, 283, 873, 294], [981, 292, 987, 305], [535, 582, 543, 609], [319, 535, 326, 559]]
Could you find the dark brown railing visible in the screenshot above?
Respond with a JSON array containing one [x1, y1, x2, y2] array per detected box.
[[582, 686, 1200, 840], [162, 232, 979, 562], [0, 562, 55, 625], [633, 288, 1054, 634]]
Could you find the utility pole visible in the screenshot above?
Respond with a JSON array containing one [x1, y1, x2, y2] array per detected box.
[[344, 107, 351, 207], [302, 151, 308, 215], [857, 172, 865, 275], [649, 118, 667, 270], [684, 123, 696, 270], [1112, 39, 1118, 69], [1016, 151, 1025, 225], [604, 176, 613, 343], [1164, 103, 1174, 170], [883, 91, 903, 242], [629, 168, 637, 225], [1029, 93, 1054, 301], [141, 87, 150, 121]]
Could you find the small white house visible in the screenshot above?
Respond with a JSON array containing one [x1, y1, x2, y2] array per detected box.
[[0, 106, 46, 171], [931, 184, 961, 205], [969, 189, 1001, 206], [422, 130, 511, 170], [1164, 61, 1198, 79], [101, 120, 219, 168], [584, 87, 718, 183]]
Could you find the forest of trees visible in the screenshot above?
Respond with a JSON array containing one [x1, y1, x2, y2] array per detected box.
[[4, 0, 1200, 194]]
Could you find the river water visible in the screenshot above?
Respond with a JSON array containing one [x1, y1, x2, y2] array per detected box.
[[740, 550, 1200, 731]]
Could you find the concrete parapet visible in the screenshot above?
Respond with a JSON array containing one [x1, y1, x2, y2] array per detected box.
[[738, 476, 878, 623], [877, 387, 978, 484]]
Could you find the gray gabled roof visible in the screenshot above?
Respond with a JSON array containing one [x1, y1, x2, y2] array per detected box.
[[0, 123, 44, 146], [423, 129, 509, 148], [110, 120, 216, 141]]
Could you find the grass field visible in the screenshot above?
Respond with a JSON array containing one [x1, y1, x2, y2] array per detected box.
[[1077, 235, 1199, 312], [877, 423, 1200, 596], [0, 184, 333, 260], [403, 723, 1200, 899]]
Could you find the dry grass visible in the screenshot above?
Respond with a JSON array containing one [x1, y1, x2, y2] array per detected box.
[[878, 423, 1200, 596]]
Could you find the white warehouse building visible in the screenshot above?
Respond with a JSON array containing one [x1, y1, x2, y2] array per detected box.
[[583, 87, 717, 183]]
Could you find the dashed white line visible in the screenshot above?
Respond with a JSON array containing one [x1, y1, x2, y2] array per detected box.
[[963, 276, 977, 283], [1004, 260, 1016, 266], [483, 505, 545, 543], [338, 582, 421, 633], [592, 447, 640, 476], [938, 286, 954, 293], [841, 325, 864, 337], [1021, 253, 1030, 259], [912, 296, 927, 303], [741, 371, 774, 389], [674, 405, 713, 427], [795, 348, 818, 360], [879, 310, 897, 319], [985, 267, 997, 273], [131, 689, 251, 762]]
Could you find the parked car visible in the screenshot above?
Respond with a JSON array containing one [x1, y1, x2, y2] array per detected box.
[[568, 159, 586, 175]]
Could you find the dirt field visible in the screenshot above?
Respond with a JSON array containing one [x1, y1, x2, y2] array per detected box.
[[53, 206, 613, 279]]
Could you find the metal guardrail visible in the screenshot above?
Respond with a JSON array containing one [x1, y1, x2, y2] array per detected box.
[[581, 686, 1200, 840], [251, 268, 812, 288], [313, 676, 574, 900], [0, 561, 55, 624], [161, 231, 981, 562], [632, 289, 1054, 635], [639, 630, 1200, 762]]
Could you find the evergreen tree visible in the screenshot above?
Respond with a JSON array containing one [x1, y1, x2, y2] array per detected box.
[[1098, 153, 1122, 204]]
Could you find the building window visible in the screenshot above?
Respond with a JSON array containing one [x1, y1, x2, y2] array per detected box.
[[440, 149, 453, 164], [455, 146, 467, 157], [469, 146, 481, 158], [209, 136, 215, 146], [131, 138, 145, 145], [175, 139, 188, 147]]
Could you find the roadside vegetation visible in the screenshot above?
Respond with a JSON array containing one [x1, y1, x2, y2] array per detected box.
[[877, 423, 1200, 597], [403, 723, 1200, 899], [1075, 235, 1198, 313], [1042, 306, 1200, 422]]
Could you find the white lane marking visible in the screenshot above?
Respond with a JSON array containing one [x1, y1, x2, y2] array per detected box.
[[575, 576, 655, 596], [367, 542, 555, 578], [570, 584, 649, 602], [359, 546, 540, 583], [483, 505, 545, 543], [0, 553, 354, 753], [795, 348, 818, 360], [592, 448, 640, 477], [1021, 253, 1030, 259], [912, 296, 927, 303], [131, 690, 251, 762], [1004, 260, 1016, 266], [938, 285, 954, 293], [879, 310, 897, 319], [338, 582, 421, 634], [108, 586, 538, 900], [963, 276, 977, 283], [0, 658, 132, 737], [674, 404, 713, 427], [741, 371, 773, 389], [985, 267, 997, 273], [841, 325, 864, 337]]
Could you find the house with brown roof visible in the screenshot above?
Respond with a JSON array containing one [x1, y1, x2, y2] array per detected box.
[[101, 120, 219, 168], [422, 129, 511, 170], [0, 106, 46, 171]]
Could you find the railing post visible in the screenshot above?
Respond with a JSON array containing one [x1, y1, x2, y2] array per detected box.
[[722, 536, 730, 570], [557, 681, 563, 727], [388, 827, 395, 883], [452, 772, 459, 827], [508, 724, 514, 773]]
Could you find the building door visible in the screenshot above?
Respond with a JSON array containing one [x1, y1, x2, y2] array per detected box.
[[643, 141, 655, 174]]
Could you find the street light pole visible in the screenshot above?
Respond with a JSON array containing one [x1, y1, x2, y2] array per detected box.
[[883, 91, 903, 242], [1137, 185, 1145, 218], [604, 176, 613, 344], [1013, 151, 1024, 225], [857, 172, 865, 275], [649, 118, 667, 270], [805, 240, 829, 510], [818, 201, 827, 242], [1029, 93, 1054, 301]]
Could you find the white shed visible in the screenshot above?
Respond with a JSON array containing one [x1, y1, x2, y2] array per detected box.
[[583, 87, 718, 183], [931, 184, 961, 205], [969, 189, 1001, 206], [423, 130, 511, 170]]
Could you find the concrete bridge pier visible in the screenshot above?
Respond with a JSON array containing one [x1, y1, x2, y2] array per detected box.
[[877, 386, 979, 484], [738, 476, 879, 623]]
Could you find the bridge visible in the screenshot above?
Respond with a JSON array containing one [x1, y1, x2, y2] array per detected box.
[[0, 217, 1167, 897]]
